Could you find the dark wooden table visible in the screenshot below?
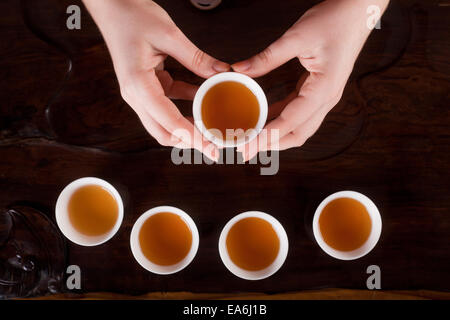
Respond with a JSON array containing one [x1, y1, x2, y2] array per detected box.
[[0, 0, 449, 298]]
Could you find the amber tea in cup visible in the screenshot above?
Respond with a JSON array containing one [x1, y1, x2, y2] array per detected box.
[[55, 177, 124, 246], [219, 211, 288, 280], [201, 81, 260, 140], [138, 212, 193, 266], [319, 197, 372, 252], [313, 191, 382, 260], [226, 217, 279, 271], [68, 185, 119, 237], [193, 72, 268, 147], [130, 206, 199, 274]]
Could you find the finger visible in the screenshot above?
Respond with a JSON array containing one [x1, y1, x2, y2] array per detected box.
[[268, 72, 334, 142], [137, 108, 209, 152], [267, 73, 308, 119], [132, 104, 180, 147], [267, 91, 298, 120], [156, 70, 198, 100], [139, 81, 219, 161], [259, 71, 343, 153], [154, 98, 219, 161], [231, 32, 299, 77], [125, 70, 220, 161], [163, 31, 230, 78], [244, 102, 329, 160], [237, 99, 299, 161], [185, 116, 226, 151], [237, 94, 295, 160], [236, 73, 307, 152], [180, 116, 221, 162], [170, 81, 198, 100], [239, 96, 311, 161], [237, 88, 298, 154], [186, 116, 194, 125], [263, 105, 329, 152], [239, 72, 334, 161], [238, 72, 307, 153], [241, 133, 263, 163], [134, 105, 193, 149]]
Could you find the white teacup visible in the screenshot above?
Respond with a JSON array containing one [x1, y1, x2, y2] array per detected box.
[[130, 206, 199, 275], [193, 72, 268, 148], [55, 177, 124, 246], [218, 211, 288, 280], [312, 190, 382, 260]]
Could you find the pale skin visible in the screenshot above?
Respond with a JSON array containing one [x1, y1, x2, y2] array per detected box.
[[83, 0, 389, 162], [234, 0, 390, 161], [82, 0, 229, 161]]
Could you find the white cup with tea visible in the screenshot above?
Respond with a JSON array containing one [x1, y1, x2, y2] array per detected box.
[[55, 177, 124, 246], [130, 206, 199, 275], [193, 72, 268, 148], [218, 211, 288, 280], [312, 190, 382, 260]]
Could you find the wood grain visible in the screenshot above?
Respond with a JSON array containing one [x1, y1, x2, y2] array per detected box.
[[0, 0, 449, 298]]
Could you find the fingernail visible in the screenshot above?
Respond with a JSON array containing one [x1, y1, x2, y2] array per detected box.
[[213, 61, 230, 73], [231, 60, 251, 72]]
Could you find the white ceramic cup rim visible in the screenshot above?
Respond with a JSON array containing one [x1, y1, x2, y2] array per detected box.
[[193, 72, 268, 148], [130, 206, 199, 275], [219, 211, 289, 280], [312, 190, 382, 260], [55, 177, 124, 246]]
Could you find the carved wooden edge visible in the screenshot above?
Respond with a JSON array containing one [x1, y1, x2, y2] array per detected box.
[[21, 289, 450, 300]]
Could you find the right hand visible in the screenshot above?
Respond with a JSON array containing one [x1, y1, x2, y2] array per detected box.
[[233, 0, 389, 161], [83, 0, 230, 161]]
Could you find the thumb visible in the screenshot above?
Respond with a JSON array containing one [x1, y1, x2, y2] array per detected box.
[[232, 33, 299, 77], [164, 31, 230, 79]]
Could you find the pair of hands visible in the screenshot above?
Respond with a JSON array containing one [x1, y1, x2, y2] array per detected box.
[[83, 0, 388, 162]]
